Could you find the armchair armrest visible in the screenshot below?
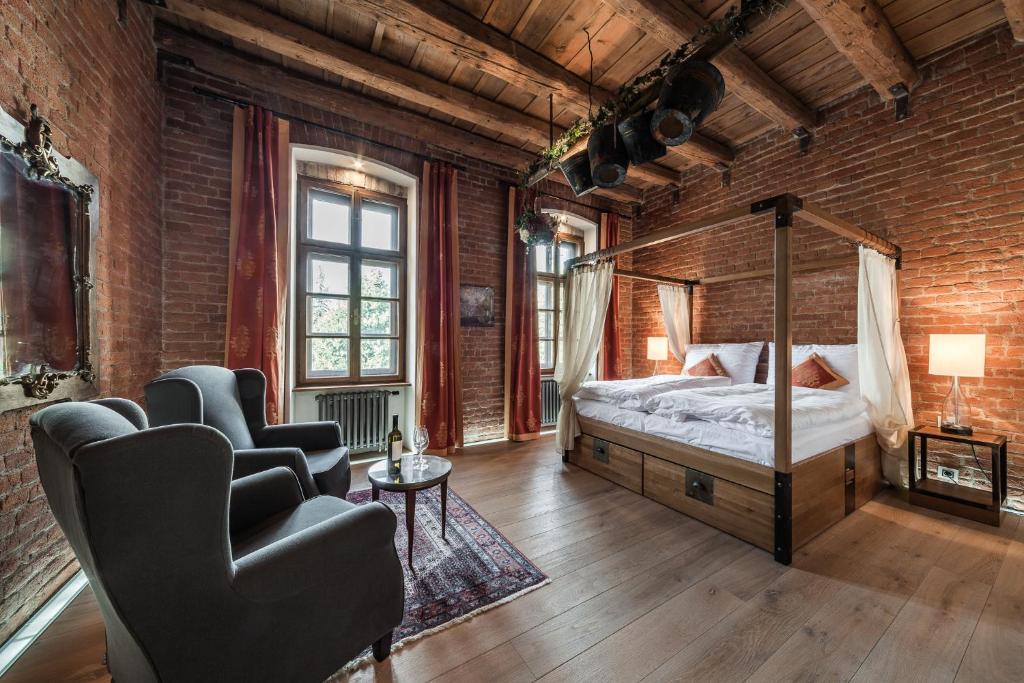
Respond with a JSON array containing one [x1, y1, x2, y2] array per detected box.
[[233, 447, 318, 498], [89, 398, 149, 430], [253, 421, 343, 452], [229, 467, 303, 536], [232, 502, 399, 601]]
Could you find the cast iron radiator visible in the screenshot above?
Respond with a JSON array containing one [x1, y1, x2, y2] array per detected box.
[[315, 389, 400, 454], [541, 378, 560, 427]]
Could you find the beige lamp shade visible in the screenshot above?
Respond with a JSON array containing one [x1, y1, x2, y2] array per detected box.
[[928, 334, 986, 377], [647, 336, 669, 362]]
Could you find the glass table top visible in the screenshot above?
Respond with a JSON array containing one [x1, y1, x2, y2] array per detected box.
[[367, 454, 452, 490]]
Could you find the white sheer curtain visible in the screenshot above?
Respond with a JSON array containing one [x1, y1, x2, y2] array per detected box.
[[657, 284, 691, 362], [555, 260, 614, 451], [858, 246, 913, 485]]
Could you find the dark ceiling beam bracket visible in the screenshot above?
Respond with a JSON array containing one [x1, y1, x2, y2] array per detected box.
[[717, 162, 732, 188], [890, 83, 910, 121], [793, 127, 812, 155]]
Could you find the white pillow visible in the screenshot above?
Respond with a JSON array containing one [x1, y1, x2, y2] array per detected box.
[[683, 342, 764, 384], [767, 343, 859, 397]]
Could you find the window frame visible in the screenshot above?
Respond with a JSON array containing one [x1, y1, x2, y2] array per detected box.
[[295, 176, 407, 387], [537, 232, 584, 376]]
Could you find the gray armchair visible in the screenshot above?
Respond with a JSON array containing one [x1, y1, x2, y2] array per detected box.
[[30, 399, 405, 683], [144, 365, 351, 498]]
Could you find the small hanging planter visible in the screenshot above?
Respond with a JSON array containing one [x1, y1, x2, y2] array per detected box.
[[651, 59, 725, 146], [515, 206, 555, 246], [617, 109, 667, 165], [588, 123, 630, 188], [559, 150, 597, 197]]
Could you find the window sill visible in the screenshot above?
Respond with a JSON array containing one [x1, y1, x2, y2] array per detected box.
[[292, 382, 411, 393]]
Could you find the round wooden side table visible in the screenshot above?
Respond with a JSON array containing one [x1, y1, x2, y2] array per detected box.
[[367, 455, 452, 568]]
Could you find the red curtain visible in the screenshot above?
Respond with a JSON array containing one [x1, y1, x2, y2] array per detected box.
[[599, 212, 623, 380], [226, 106, 283, 423], [416, 161, 463, 455], [504, 187, 542, 441]]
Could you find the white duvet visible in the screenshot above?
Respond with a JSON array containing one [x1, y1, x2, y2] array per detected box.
[[644, 383, 868, 438], [574, 374, 731, 410]]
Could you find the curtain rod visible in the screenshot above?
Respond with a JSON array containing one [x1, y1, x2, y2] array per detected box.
[[193, 86, 631, 220], [191, 86, 468, 173]]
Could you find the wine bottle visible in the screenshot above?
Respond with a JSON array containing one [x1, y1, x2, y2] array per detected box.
[[387, 415, 403, 476]]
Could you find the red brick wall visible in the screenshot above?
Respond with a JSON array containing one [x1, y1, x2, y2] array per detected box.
[[0, 1, 163, 641], [159, 64, 628, 444], [629, 27, 1024, 509]]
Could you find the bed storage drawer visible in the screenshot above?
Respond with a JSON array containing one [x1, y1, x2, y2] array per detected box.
[[643, 454, 773, 551], [569, 435, 643, 493]]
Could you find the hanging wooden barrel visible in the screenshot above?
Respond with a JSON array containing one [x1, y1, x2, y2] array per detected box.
[[617, 109, 667, 165], [587, 123, 630, 188], [559, 150, 597, 196], [651, 59, 725, 146]]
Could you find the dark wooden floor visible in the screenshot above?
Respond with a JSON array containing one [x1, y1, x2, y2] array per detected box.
[[5, 436, 1022, 682]]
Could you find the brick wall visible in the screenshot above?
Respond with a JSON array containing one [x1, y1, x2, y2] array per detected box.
[[0, 1, 163, 641], [629, 27, 1024, 509], [159, 64, 628, 444]]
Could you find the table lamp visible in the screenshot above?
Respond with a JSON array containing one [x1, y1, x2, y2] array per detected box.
[[647, 336, 669, 375], [928, 334, 985, 435]]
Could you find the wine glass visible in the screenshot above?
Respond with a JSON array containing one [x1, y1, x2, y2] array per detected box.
[[413, 426, 430, 471]]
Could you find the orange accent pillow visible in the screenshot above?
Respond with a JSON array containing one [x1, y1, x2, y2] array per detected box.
[[792, 353, 849, 390], [686, 353, 728, 378]]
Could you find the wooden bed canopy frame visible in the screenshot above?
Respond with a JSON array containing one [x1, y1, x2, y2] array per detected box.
[[562, 193, 901, 564]]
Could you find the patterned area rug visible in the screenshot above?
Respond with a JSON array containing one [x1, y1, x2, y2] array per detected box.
[[338, 486, 548, 669]]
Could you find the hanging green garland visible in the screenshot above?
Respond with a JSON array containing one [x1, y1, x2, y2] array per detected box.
[[519, 0, 787, 188]]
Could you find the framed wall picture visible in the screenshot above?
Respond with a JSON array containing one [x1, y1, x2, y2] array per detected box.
[[460, 285, 494, 327]]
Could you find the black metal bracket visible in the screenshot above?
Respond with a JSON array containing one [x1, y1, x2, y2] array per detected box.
[[844, 444, 857, 515], [774, 471, 793, 565], [750, 193, 802, 217], [890, 83, 910, 121], [793, 127, 812, 155], [716, 162, 732, 188]]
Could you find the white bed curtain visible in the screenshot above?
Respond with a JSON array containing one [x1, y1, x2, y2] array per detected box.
[[858, 246, 913, 485], [657, 284, 690, 362], [555, 260, 614, 451]]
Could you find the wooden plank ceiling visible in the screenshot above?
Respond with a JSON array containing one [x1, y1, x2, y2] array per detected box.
[[156, 0, 1011, 202]]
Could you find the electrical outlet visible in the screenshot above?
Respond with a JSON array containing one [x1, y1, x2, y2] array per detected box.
[[937, 466, 959, 484]]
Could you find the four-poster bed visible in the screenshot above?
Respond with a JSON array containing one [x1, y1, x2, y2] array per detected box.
[[559, 194, 903, 564]]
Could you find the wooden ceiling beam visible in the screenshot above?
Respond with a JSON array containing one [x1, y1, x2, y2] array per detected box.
[[159, 0, 676, 188], [154, 25, 642, 205], [795, 0, 919, 100], [1003, 0, 1024, 42], [338, 0, 732, 168], [603, 0, 815, 132]]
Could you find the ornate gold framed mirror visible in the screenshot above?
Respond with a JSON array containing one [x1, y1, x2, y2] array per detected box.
[[0, 104, 98, 409]]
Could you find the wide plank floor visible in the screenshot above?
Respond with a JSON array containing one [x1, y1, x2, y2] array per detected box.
[[5, 436, 1021, 683]]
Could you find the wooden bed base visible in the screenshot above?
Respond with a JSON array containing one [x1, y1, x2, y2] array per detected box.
[[568, 417, 883, 559]]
